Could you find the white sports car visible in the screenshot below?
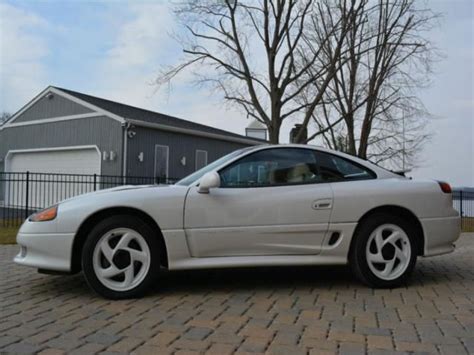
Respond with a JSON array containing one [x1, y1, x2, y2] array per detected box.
[[14, 145, 460, 298]]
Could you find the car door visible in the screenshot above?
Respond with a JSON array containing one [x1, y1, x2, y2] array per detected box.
[[184, 147, 334, 257]]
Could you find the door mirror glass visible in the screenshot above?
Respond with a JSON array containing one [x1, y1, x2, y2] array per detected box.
[[198, 171, 221, 193]]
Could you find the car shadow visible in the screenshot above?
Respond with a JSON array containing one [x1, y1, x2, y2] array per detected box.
[[25, 258, 462, 299], [153, 265, 355, 295], [28, 265, 355, 299]]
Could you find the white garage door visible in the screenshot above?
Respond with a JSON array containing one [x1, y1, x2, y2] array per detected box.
[[6, 147, 101, 209], [9, 148, 101, 175]]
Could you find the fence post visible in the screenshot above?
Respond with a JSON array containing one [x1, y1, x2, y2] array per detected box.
[[93, 174, 97, 191], [25, 171, 29, 220]]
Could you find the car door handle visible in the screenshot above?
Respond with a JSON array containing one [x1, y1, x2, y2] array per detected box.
[[312, 199, 333, 210]]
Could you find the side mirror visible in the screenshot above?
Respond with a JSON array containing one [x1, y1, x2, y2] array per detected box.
[[198, 171, 221, 194]]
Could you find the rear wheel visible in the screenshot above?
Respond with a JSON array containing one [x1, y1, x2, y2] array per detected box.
[[82, 215, 160, 299], [350, 213, 417, 288]]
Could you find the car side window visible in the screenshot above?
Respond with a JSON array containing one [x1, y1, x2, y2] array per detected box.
[[314, 151, 375, 182], [219, 148, 322, 188]]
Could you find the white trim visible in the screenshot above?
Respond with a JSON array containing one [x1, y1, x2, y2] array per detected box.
[[49, 87, 125, 124], [5, 145, 102, 175], [195, 150, 208, 171], [1, 87, 53, 126], [2, 86, 264, 146], [2, 86, 125, 129], [1, 112, 101, 130], [1, 86, 125, 130], [154, 145, 169, 180], [128, 119, 263, 146]]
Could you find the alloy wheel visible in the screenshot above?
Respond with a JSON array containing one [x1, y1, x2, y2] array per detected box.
[[92, 228, 151, 291], [365, 224, 411, 281]]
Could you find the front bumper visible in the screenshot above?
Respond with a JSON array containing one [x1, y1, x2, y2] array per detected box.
[[14, 232, 75, 272], [421, 215, 461, 257]]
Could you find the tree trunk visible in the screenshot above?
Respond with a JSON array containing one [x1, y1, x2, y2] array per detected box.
[[268, 124, 280, 144], [345, 115, 357, 155]]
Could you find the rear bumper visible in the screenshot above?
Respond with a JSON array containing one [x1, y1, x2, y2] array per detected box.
[[14, 232, 75, 272], [421, 215, 461, 257]]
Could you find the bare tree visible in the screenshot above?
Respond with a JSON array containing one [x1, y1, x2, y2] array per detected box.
[[156, 0, 361, 143], [308, 0, 437, 170], [0, 112, 11, 126]]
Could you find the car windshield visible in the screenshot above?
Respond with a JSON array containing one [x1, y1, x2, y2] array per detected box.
[[175, 147, 256, 186]]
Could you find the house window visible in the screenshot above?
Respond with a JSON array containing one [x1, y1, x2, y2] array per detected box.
[[154, 145, 169, 183], [195, 150, 208, 171]]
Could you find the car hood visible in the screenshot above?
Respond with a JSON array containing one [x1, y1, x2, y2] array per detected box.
[[59, 184, 171, 204], [51, 182, 188, 233], [92, 184, 160, 194]]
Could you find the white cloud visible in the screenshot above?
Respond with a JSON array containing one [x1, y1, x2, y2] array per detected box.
[[106, 4, 172, 68], [407, 0, 474, 187], [92, 1, 253, 137], [0, 2, 50, 113], [1, 1, 469, 185], [93, 2, 175, 107], [451, 99, 474, 110]]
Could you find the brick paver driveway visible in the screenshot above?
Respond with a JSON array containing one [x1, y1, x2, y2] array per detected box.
[[1, 234, 473, 355]]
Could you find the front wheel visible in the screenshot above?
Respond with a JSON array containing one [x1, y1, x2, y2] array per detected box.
[[350, 213, 418, 288], [82, 215, 160, 299]]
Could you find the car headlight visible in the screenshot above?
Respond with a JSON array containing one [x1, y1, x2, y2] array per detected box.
[[29, 205, 58, 222]]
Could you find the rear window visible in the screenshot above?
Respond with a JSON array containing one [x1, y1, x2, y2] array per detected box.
[[314, 151, 376, 182]]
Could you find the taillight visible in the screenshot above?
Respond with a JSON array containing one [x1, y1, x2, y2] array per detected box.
[[437, 181, 452, 194]]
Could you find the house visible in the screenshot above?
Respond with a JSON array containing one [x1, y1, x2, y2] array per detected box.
[[0, 86, 265, 181]]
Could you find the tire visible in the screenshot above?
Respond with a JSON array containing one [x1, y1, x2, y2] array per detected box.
[[82, 215, 160, 299], [350, 213, 418, 288]]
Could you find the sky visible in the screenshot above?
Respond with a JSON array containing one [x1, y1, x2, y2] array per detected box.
[[0, 0, 473, 187]]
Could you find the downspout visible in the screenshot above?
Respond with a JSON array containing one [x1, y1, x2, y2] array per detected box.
[[121, 121, 131, 179]]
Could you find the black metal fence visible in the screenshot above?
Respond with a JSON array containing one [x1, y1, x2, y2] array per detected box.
[[453, 191, 474, 232], [0, 172, 179, 227], [1, 172, 473, 232]]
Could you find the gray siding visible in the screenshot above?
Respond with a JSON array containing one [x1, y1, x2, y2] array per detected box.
[[126, 127, 250, 179], [0, 116, 123, 176], [13, 94, 93, 123]]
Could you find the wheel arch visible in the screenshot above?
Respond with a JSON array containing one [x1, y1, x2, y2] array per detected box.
[[71, 207, 168, 273], [349, 205, 425, 257]]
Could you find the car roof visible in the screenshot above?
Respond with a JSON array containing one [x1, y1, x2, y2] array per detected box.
[[242, 144, 396, 178]]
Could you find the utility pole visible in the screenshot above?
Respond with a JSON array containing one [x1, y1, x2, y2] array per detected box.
[[402, 110, 406, 172]]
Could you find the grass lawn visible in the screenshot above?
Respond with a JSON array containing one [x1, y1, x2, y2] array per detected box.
[[0, 225, 19, 244], [462, 217, 474, 233]]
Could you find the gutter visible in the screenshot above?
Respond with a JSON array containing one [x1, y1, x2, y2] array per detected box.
[[126, 119, 263, 146]]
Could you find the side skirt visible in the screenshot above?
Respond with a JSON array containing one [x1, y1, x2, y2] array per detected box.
[[169, 254, 348, 271]]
